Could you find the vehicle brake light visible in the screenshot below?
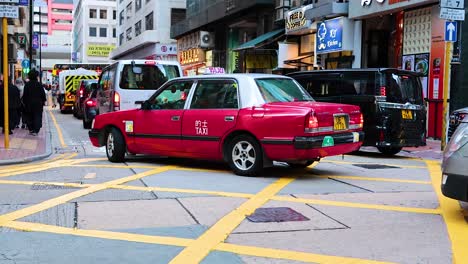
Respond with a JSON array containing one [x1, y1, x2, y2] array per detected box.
[[380, 86, 386, 96], [86, 99, 97, 107], [113, 91, 120, 111], [459, 113, 466, 121], [305, 112, 319, 133], [79, 89, 83, 97], [145, 61, 156, 65], [359, 113, 364, 128]]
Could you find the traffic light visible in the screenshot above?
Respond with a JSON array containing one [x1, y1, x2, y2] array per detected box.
[[23, 67, 30, 74]]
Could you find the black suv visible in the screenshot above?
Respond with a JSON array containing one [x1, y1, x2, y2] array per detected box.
[[289, 68, 427, 155]]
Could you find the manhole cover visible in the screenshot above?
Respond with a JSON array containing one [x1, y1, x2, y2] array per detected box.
[[352, 164, 400, 169], [31, 184, 80, 190], [247, 207, 309, 223]]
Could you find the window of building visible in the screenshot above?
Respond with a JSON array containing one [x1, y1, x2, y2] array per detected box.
[[171, 8, 185, 25], [100, 27, 107, 37], [119, 33, 124, 45], [135, 0, 141, 11], [135, 20, 141, 36], [113, 10, 116, 20], [145, 12, 153, 30], [126, 3, 132, 19], [113, 28, 116, 38], [100, 9, 107, 19], [89, 27, 97, 37], [119, 10, 124, 25], [89, 9, 97, 18], [126, 27, 132, 41]]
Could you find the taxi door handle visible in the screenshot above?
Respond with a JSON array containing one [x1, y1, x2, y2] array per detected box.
[[225, 116, 234, 121], [171, 116, 180, 121]]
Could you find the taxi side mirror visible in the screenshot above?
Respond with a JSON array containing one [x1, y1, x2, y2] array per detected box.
[[137, 100, 151, 110]]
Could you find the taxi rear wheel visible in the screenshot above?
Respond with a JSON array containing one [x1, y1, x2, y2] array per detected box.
[[228, 135, 263, 176], [106, 128, 126, 162], [377, 146, 402, 155]]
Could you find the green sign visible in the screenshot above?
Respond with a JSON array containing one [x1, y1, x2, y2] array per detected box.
[[17, 33, 26, 45], [322, 136, 334, 147]]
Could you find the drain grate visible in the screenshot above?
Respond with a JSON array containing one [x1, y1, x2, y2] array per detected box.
[[54, 146, 81, 154], [352, 164, 400, 169], [31, 183, 81, 190], [247, 207, 310, 223]]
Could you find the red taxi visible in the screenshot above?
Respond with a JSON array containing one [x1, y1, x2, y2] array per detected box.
[[89, 74, 364, 176]]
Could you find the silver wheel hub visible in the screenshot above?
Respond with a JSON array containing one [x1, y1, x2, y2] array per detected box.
[[107, 133, 114, 157], [232, 140, 256, 171]]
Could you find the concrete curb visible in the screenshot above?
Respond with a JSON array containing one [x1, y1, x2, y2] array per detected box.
[[0, 110, 53, 166]]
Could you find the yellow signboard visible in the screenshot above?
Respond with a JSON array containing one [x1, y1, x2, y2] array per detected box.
[[87, 45, 115, 57]]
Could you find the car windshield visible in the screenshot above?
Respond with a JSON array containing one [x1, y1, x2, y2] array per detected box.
[[384, 73, 423, 104], [120, 64, 180, 90], [255, 78, 314, 103]]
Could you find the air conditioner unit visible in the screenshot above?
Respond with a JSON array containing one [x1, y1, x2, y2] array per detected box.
[[200, 31, 214, 49]]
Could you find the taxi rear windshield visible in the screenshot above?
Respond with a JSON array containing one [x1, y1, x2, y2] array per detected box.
[[384, 73, 423, 105], [256, 78, 313, 103], [120, 64, 180, 90]]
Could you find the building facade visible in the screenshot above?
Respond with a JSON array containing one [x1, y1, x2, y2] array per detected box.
[[109, 0, 185, 60], [171, 0, 280, 75], [72, 0, 117, 63]]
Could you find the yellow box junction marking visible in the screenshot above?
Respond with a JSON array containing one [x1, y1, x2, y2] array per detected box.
[[426, 160, 468, 263], [169, 177, 295, 264], [322, 159, 426, 169], [3, 220, 395, 264], [318, 175, 431, 185], [0, 166, 174, 224]]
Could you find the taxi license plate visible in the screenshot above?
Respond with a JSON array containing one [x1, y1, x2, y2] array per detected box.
[[401, 110, 413, 119], [333, 116, 347, 130]]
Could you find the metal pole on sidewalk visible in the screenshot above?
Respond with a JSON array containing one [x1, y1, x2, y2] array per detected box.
[[441, 40, 453, 151], [3, 17, 9, 149]]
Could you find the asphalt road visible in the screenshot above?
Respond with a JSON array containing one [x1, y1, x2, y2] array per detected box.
[[0, 108, 465, 264]]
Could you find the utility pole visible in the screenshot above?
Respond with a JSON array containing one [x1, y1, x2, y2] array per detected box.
[[29, 0, 33, 70], [3, 17, 9, 148]]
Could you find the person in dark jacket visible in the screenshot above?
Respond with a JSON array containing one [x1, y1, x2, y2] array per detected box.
[[0, 76, 21, 135], [22, 70, 46, 136]]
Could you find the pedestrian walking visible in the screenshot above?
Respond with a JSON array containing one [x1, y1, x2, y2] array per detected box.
[[22, 70, 46, 136], [14, 77, 26, 128], [51, 83, 59, 108], [0, 75, 22, 134]]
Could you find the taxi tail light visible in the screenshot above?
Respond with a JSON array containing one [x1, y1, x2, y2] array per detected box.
[[86, 99, 97, 107], [305, 112, 319, 133], [380, 86, 386, 96], [350, 113, 364, 129], [113, 91, 120, 111], [79, 89, 83, 97], [359, 113, 364, 128]]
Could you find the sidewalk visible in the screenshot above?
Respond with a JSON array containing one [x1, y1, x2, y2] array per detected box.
[[401, 138, 443, 160], [0, 111, 52, 165]]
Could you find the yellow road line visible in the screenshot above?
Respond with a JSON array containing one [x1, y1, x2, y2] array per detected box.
[[4, 221, 394, 263], [426, 160, 468, 263], [5, 221, 192, 247], [0, 153, 76, 174], [69, 164, 161, 169], [169, 178, 295, 264], [112, 185, 252, 198], [273, 196, 441, 215], [0, 166, 173, 224], [0, 179, 91, 188], [321, 160, 426, 169], [48, 109, 67, 148], [318, 175, 431, 185], [216, 243, 395, 264], [0, 160, 74, 178]]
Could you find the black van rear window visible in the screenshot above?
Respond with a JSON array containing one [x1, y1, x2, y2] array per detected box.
[[296, 72, 378, 98], [384, 73, 423, 104], [120, 64, 180, 90]]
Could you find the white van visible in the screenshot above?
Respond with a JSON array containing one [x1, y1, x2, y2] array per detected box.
[[96, 60, 183, 114]]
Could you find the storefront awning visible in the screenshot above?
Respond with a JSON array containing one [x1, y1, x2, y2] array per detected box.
[[284, 54, 314, 66], [233, 29, 285, 51]]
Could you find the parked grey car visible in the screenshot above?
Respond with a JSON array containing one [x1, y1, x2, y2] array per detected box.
[[442, 115, 468, 201]]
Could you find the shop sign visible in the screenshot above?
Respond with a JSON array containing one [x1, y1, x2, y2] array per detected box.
[[87, 45, 115, 57], [440, 7, 465, 21], [155, 43, 177, 55], [0, 5, 18, 19], [316, 18, 343, 54], [361, 0, 385, 7], [285, 4, 313, 35], [440, 0, 464, 9], [180, 48, 205, 65]]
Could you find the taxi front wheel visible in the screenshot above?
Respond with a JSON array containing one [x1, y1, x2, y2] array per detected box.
[[228, 135, 263, 176], [106, 128, 126, 162]]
